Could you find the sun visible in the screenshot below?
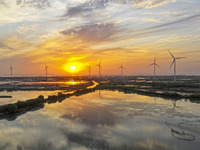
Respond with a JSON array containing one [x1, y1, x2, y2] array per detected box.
[[63, 62, 83, 74], [70, 65, 76, 71]]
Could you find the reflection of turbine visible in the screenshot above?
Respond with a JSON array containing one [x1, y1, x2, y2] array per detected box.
[[44, 64, 48, 80], [119, 63, 125, 76], [168, 50, 186, 82], [99, 90, 102, 100], [172, 100, 176, 108], [165, 121, 195, 141], [10, 64, 13, 77], [148, 57, 160, 80], [96, 60, 102, 79]]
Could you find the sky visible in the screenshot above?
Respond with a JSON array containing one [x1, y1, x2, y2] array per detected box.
[[0, 0, 200, 76]]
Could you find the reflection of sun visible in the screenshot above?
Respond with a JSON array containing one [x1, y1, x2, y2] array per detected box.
[[63, 62, 83, 73]]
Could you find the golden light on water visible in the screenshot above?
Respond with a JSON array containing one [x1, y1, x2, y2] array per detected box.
[[63, 62, 84, 74]]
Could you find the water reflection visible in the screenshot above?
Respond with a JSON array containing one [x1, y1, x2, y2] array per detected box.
[[0, 91, 200, 150], [10, 81, 87, 86], [0, 90, 62, 105], [172, 100, 177, 108], [99, 90, 102, 100], [166, 121, 195, 141]]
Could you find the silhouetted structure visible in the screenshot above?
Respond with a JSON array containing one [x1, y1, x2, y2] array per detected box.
[[10, 64, 13, 77], [44, 64, 48, 80], [96, 60, 102, 79], [148, 57, 160, 80], [119, 63, 125, 77], [168, 50, 186, 82]]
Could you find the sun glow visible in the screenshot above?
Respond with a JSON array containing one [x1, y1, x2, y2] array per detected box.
[[63, 62, 84, 73]]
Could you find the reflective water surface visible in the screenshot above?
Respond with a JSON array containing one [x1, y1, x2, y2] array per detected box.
[[0, 90, 200, 150], [0, 90, 62, 105]]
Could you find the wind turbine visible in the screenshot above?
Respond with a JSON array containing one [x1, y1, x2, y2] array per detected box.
[[96, 60, 102, 79], [10, 64, 13, 77], [168, 50, 186, 82], [148, 57, 160, 80], [119, 63, 125, 76], [44, 64, 48, 80]]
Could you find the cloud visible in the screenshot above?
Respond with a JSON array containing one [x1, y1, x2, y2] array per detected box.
[[0, 41, 14, 51], [119, 13, 200, 40], [0, 42, 6, 48], [61, 23, 117, 43], [0, 1, 7, 7], [147, 13, 200, 30], [16, 0, 51, 9], [158, 35, 199, 43], [62, 0, 176, 18], [17, 24, 38, 33], [0, 36, 35, 60], [131, 0, 176, 9], [145, 18, 162, 23], [63, 0, 110, 17]]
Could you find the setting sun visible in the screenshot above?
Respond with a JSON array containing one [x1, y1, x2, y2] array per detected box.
[[70, 65, 76, 71], [63, 62, 84, 74]]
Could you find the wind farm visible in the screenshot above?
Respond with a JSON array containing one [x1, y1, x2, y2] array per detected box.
[[0, 0, 200, 150]]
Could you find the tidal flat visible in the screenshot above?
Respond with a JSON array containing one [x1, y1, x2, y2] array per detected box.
[[0, 76, 200, 150]]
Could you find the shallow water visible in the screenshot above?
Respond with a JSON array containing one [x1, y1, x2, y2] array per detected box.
[[0, 90, 62, 105], [0, 90, 200, 150]]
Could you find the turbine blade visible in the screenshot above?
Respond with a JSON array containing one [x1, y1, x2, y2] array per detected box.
[[154, 57, 156, 63], [169, 59, 175, 69], [168, 50, 175, 58], [148, 63, 154, 66], [176, 57, 186, 59], [155, 63, 160, 68]]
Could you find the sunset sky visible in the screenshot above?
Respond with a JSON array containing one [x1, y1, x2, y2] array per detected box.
[[0, 0, 200, 76]]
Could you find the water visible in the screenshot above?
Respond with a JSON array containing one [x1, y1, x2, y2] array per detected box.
[[0, 90, 200, 150], [0, 90, 62, 105]]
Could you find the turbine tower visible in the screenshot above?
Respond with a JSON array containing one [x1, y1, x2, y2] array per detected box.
[[96, 60, 102, 79], [88, 64, 91, 77], [119, 63, 125, 76], [168, 50, 186, 82], [44, 64, 48, 80], [10, 64, 13, 77], [148, 57, 160, 80]]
